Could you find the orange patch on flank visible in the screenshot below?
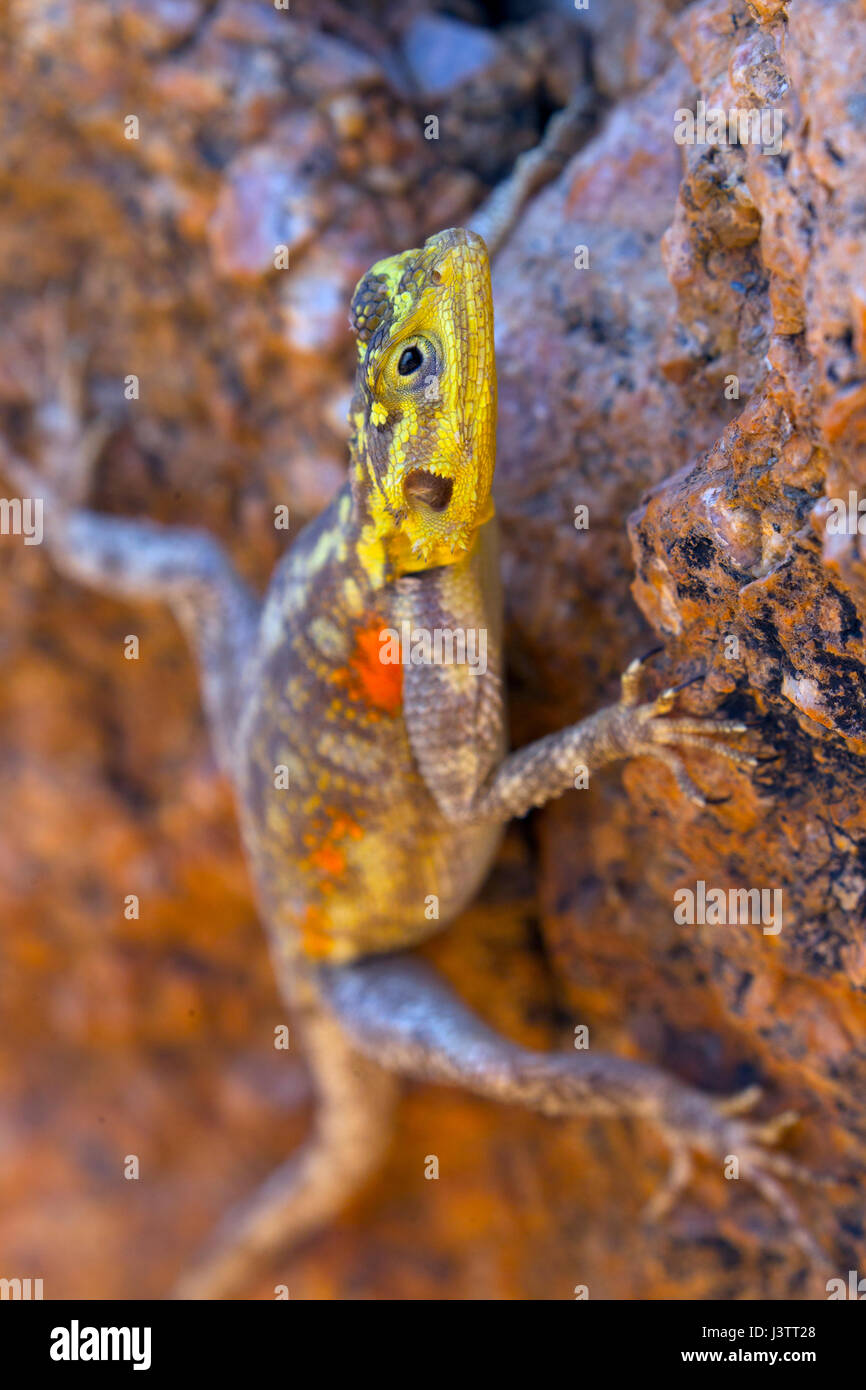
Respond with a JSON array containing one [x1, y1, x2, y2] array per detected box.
[[304, 812, 361, 866], [300, 905, 336, 960], [299, 809, 365, 960], [310, 843, 346, 877], [332, 620, 403, 716]]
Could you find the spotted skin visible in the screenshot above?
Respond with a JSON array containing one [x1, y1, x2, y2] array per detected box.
[[3, 227, 820, 1296], [238, 478, 504, 964]]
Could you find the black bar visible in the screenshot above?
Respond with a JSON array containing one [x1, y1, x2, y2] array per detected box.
[[1, 1298, 861, 1375]]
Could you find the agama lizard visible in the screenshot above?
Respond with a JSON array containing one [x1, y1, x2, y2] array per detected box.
[[2, 226, 815, 1298]]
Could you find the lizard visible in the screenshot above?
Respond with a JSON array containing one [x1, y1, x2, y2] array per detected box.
[[1, 225, 818, 1300]]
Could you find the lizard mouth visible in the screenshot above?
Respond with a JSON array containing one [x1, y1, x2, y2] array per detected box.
[[403, 469, 454, 513]]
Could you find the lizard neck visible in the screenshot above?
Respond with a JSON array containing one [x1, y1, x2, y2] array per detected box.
[[347, 432, 495, 589]]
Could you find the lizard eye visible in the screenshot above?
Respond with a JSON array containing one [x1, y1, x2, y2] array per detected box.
[[398, 345, 424, 376], [384, 335, 437, 393]]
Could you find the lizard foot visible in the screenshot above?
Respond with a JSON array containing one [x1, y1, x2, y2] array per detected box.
[[0, 302, 110, 512], [647, 1084, 830, 1267], [615, 658, 755, 806]]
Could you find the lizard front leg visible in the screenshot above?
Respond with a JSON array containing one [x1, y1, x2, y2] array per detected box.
[[394, 603, 820, 1257], [0, 360, 259, 774], [399, 616, 754, 828], [462, 658, 754, 825]]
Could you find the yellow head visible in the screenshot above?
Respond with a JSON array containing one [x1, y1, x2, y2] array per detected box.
[[348, 227, 496, 579]]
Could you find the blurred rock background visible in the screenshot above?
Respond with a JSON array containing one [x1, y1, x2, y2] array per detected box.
[[0, 0, 864, 1299]]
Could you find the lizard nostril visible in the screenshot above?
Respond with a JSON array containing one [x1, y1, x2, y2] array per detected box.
[[404, 470, 453, 512]]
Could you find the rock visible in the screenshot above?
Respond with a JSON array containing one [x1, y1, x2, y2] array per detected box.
[[401, 14, 503, 96], [207, 115, 332, 280], [113, 0, 205, 57], [278, 238, 368, 359], [492, 60, 734, 724], [3, 0, 866, 1304], [491, 0, 866, 1297]]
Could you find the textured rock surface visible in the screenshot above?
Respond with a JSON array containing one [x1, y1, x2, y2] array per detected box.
[[1, 0, 864, 1299]]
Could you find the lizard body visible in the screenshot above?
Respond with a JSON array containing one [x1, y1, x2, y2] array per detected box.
[[238, 230, 505, 965], [240, 482, 504, 964], [1, 227, 820, 1299]]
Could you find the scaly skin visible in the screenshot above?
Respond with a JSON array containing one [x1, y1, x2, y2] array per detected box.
[[0, 228, 824, 1299], [239, 230, 505, 964], [347, 228, 496, 576]]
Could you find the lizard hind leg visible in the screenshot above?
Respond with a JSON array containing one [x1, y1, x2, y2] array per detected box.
[[320, 955, 829, 1269], [173, 1002, 397, 1300]]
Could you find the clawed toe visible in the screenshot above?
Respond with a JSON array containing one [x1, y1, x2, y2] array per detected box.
[[737, 1147, 830, 1265], [653, 729, 758, 768], [751, 1109, 799, 1146], [708, 1106, 828, 1264], [618, 675, 760, 801], [641, 746, 708, 805], [648, 1098, 826, 1266], [653, 718, 748, 737], [717, 1084, 763, 1118], [621, 646, 665, 707], [644, 1144, 693, 1222], [650, 685, 678, 717]]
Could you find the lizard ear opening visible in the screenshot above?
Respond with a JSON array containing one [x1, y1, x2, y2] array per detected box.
[[349, 272, 390, 345], [404, 470, 453, 512]]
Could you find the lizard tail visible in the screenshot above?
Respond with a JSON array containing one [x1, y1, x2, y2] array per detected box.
[[173, 962, 397, 1300]]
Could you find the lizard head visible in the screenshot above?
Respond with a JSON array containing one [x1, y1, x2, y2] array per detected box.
[[348, 227, 496, 579]]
